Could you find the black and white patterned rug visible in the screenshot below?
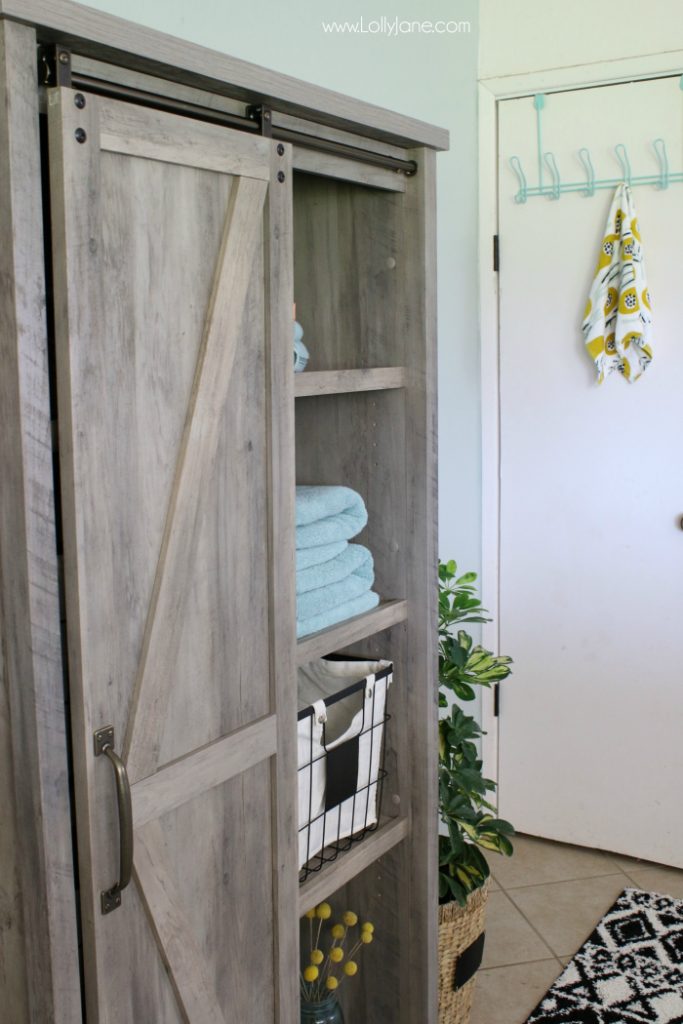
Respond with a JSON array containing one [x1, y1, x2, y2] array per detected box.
[[526, 888, 683, 1023]]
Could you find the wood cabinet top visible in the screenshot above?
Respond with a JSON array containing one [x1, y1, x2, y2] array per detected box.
[[1, 0, 449, 150]]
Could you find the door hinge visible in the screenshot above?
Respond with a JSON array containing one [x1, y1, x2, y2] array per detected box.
[[493, 234, 500, 272], [493, 683, 500, 717], [38, 44, 73, 88]]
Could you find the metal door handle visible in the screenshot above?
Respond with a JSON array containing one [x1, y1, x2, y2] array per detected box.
[[94, 726, 133, 914]]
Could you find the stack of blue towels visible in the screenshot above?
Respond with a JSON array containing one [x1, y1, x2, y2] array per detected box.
[[296, 486, 380, 638]]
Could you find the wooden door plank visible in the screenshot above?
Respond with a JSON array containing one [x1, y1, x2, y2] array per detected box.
[[264, 143, 299, 1024], [0, 25, 82, 1024], [124, 174, 267, 784], [131, 714, 277, 828], [99, 94, 270, 179], [0, 628, 28, 1018], [48, 83, 112, 1024], [134, 822, 227, 1024]]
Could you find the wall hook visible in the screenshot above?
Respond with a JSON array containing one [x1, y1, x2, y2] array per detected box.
[[509, 85, 683, 201], [578, 147, 595, 196], [544, 151, 561, 199], [615, 143, 632, 186], [653, 138, 669, 189], [509, 155, 528, 204]]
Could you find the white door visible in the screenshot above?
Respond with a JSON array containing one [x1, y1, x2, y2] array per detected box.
[[496, 76, 683, 866]]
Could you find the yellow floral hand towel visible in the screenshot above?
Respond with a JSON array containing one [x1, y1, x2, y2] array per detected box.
[[582, 183, 652, 384]]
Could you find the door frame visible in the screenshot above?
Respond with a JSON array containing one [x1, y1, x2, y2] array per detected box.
[[478, 47, 683, 787]]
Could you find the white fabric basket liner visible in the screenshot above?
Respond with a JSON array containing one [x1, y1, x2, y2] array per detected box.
[[297, 658, 392, 870]]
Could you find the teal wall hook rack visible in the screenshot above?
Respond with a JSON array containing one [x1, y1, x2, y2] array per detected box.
[[544, 151, 560, 199], [653, 138, 669, 189], [578, 148, 595, 196], [509, 94, 683, 202], [509, 155, 528, 202], [614, 144, 632, 186]]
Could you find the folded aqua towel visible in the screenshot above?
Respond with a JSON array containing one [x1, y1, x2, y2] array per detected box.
[[296, 590, 380, 639], [296, 539, 348, 573], [296, 486, 367, 549], [296, 543, 372, 596], [297, 544, 374, 622]]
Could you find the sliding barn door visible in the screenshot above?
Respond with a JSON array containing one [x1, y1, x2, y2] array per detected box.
[[48, 87, 297, 1022]]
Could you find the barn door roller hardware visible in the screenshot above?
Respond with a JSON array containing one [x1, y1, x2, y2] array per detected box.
[[38, 46, 417, 176], [39, 43, 73, 87], [248, 102, 417, 175]]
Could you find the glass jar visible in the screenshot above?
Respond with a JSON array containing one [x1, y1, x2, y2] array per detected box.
[[300, 994, 345, 1024]]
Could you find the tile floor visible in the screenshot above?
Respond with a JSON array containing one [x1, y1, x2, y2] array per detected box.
[[470, 833, 683, 1024]]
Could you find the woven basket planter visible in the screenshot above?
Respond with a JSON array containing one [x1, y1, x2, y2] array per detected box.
[[438, 879, 490, 1024]]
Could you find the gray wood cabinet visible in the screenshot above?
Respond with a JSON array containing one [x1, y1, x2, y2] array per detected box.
[[0, 3, 446, 1021]]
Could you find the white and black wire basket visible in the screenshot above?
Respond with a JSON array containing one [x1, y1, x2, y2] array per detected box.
[[297, 656, 392, 883]]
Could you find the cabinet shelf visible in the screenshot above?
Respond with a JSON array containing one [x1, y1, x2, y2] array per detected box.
[[296, 599, 408, 665], [294, 367, 406, 397], [298, 816, 408, 913]]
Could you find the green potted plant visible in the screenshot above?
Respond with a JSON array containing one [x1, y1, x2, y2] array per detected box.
[[437, 560, 514, 1024]]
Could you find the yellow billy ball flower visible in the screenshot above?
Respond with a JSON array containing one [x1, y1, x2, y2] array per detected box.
[[330, 947, 344, 963], [360, 931, 373, 944], [361, 922, 374, 933], [316, 902, 332, 920], [303, 966, 319, 982], [331, 924, 345, 940], [342, 911, 358, 927], [326, 977, 339, 991], [304, 908, 316, 920], [344, 961, 358, 976], [310, 950, 324, 965]]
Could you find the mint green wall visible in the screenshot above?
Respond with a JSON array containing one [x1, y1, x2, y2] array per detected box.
[[78, 0, 481, 572]]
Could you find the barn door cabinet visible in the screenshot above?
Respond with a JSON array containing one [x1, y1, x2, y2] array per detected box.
[[0, 2, 447, 1021]]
